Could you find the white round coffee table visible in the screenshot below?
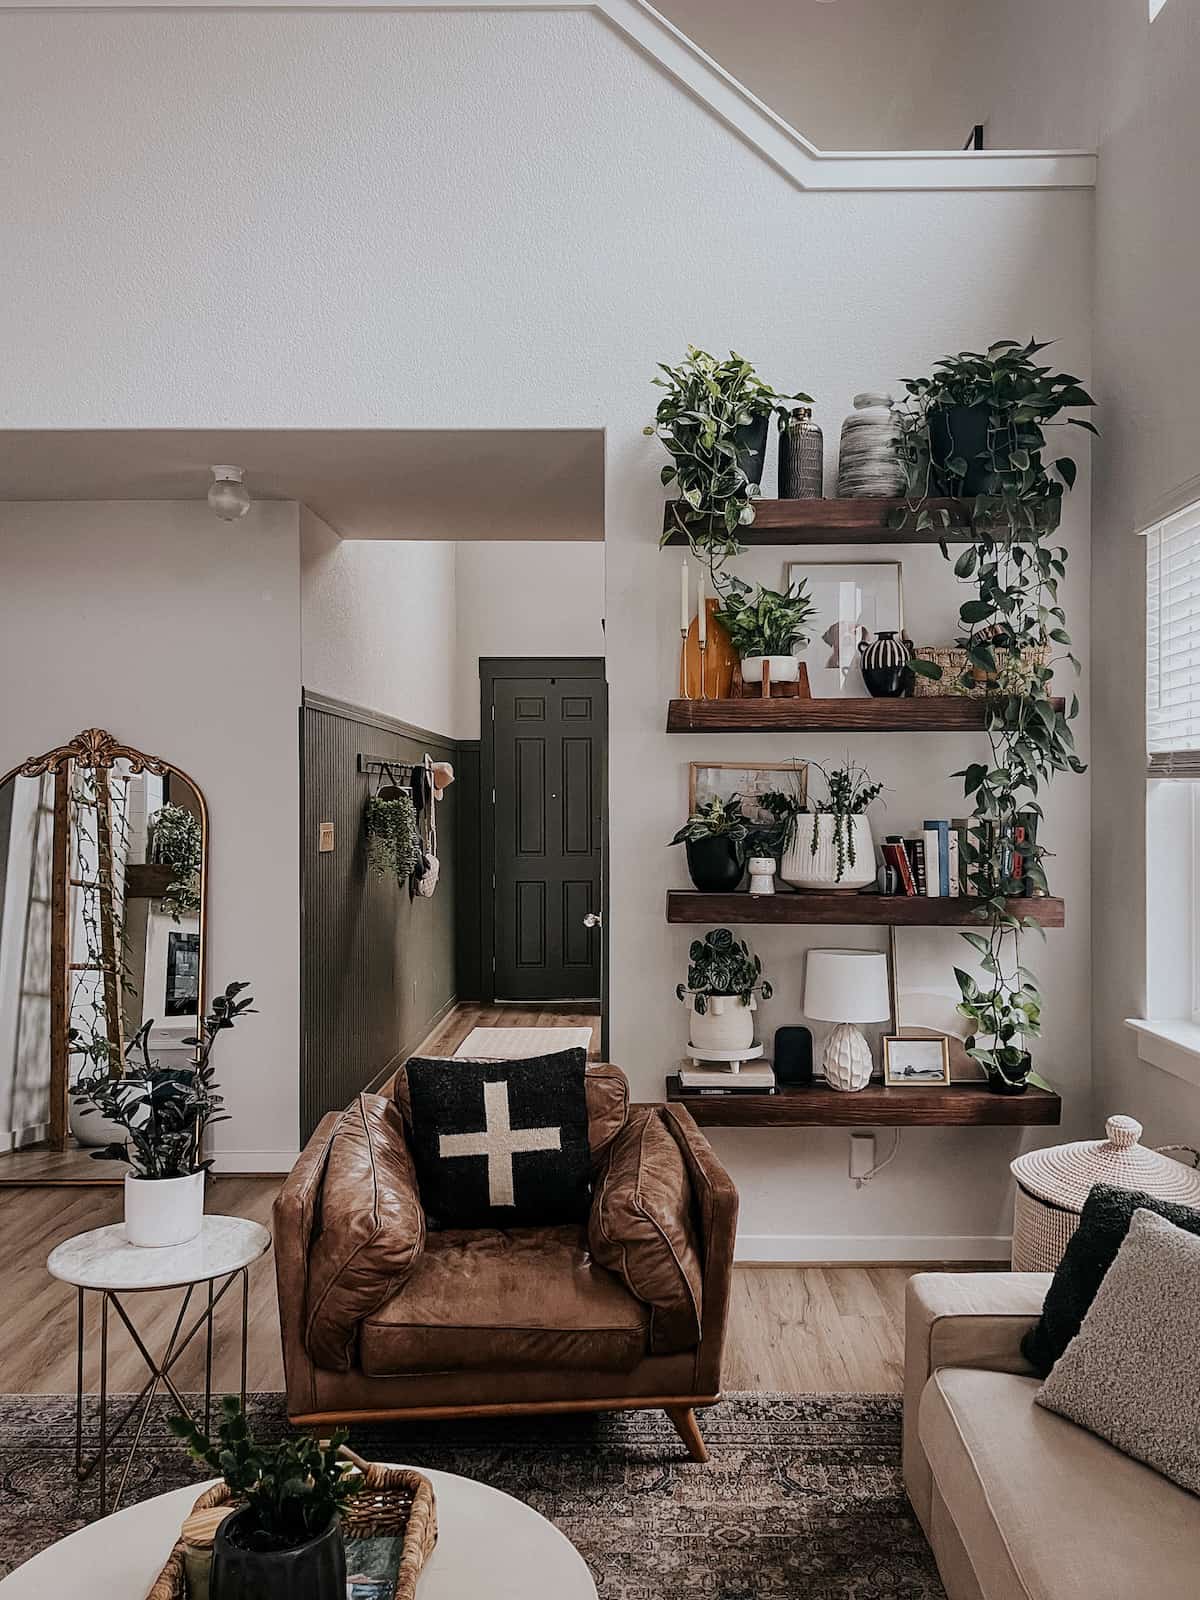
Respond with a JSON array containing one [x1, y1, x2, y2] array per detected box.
[[0, 1467, 597, 1597], [47, 1216, 271, 1518]]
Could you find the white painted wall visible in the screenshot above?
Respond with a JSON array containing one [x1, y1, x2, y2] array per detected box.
[[454, 543, 606, 739], [301, 508, 458, 736], [0, 501, 303, 1168], [0, 7, 1094, 1252]]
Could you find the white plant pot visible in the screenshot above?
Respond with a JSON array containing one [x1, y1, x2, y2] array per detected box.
[[688, 994, 756, 1055], [740, 654, 799, 687], [124, 1170, 205, 1248], [782, 814, 876, 890], [68, 1094, 128, 1148]]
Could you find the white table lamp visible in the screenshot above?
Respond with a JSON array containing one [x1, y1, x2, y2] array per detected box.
[[803, 948, 892, 1091]]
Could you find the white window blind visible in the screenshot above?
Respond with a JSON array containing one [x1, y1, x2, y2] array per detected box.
[[1147, 500, 1200, 776]]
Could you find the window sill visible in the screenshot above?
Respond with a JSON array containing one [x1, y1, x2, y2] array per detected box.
[[1125, 1018, 1200, 1090]]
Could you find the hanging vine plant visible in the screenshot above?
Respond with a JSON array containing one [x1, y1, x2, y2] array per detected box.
[[893, 340, 1096, 1091], [148, 802, 203, 922], [364, 791, 419, 884]]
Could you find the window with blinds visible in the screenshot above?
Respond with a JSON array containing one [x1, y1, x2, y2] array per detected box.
[[1147, 500, 1200, 777]]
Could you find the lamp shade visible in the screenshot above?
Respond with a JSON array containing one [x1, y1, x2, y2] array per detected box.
[[803, 949, 891, 1024]]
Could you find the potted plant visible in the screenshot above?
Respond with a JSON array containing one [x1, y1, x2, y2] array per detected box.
[[713, 575, 816, 695], [782, 759, 883, 891], [648, 347, 810, 573], [73, 980, 256, 1246], [954, 944, 1042, 1095], [676, 928, 772, 1056], [170, 1396, 359, 1600], [148, 802, 204, 921], [669, 795, 750, 892]]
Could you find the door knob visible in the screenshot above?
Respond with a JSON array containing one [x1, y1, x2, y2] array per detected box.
[[583, 911, 602, 929]]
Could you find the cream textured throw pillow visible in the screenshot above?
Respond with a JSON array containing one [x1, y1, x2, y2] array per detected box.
[[1037, 1207, 1200, 1495]]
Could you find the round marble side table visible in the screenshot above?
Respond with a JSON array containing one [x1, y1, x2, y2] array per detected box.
[[47, 1215, 271, 1519]]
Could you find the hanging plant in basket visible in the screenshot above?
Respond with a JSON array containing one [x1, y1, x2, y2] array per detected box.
[[364, 792, 419, 884]]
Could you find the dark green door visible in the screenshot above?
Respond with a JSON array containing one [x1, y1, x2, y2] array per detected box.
[[489, 667, 605, 1002]]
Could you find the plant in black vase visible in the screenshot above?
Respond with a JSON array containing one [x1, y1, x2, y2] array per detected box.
[[171, 1396, 359, 1600], [670, 796, 750, 892], [953, 939, 1042, 1093]]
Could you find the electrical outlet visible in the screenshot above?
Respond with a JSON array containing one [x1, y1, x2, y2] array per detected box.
[[849, 1132, 876, 1181], [318, 821, 335, 852]]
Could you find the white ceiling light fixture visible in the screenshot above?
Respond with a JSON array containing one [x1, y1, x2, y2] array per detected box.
[[208, 464, 251, 521]]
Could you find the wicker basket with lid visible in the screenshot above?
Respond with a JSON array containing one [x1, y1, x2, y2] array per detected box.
[[1010, 1114, 1200, 1271]]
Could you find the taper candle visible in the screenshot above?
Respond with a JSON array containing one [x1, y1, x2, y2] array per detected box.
[[698, 570, 707, 643], [680, 560, 689, 633]]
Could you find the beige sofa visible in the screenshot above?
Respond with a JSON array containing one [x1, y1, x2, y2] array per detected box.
[[903, 1273, 1200, 1600]]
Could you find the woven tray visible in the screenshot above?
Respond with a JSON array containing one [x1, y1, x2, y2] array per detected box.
[[147, 1453, 437, 1600], [910, 643, 1049, 698]]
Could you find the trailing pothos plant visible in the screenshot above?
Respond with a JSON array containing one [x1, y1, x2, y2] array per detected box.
[[669, 794, 751, 852], [647, 347, 810, 574], [676, 928, 772, 1014], [892, 340, 1096, 1086], [713, 575, 816, 658]]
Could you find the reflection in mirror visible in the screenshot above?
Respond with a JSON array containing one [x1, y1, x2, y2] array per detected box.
[[0, 733, 207, 1182]]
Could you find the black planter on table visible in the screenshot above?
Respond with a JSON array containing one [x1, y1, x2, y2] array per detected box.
[[733, 416, 770, 491], [987, 1054, 1033, 1096], [685, 837, 744, 893], [211, 1511, 346, 1600], [928, 402, 994, 496]]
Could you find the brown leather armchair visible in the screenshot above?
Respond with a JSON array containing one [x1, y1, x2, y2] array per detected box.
[[273, 1063, 738, 1460]]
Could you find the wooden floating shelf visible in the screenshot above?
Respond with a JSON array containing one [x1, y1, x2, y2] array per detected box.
[[667, 696, 1065, 733], [666, 1076, 1062, 1128], [124, 862, 175, 899], [666, 891, 1065, 928], [661, 496, 1060, 546]]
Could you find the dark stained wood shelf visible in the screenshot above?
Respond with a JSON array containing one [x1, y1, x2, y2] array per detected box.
[[124, 862, 175, 899], [666, 890, 1065, 928], [666, 696, 1065, 733], [666, 1076, 1062, 1127], [661, 496, 1060, 546]]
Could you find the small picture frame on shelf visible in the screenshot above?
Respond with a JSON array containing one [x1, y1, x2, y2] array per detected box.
[[785, 559, 903, 697], [881, 1034, 952, 1087], [688, 761, 808, 819]]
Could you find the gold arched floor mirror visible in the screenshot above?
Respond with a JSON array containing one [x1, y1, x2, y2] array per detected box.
[[0, 729, 208, 1184]]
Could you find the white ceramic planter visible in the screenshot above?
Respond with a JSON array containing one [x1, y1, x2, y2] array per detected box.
[[782, 814, 876, 890], [68, 1094, 128, 1148], [124, 1170, 205, 1248], [740, 654, 799, 688], [688, 994, 756, 1055]]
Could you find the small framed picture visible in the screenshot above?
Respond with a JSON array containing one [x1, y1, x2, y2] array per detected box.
[[881, 1035, 952, 1087], [688, 761, 808, 820], [785, 560, 904, 697]]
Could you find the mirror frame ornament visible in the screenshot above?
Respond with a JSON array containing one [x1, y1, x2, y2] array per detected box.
[[0, 728, 209, 1165]]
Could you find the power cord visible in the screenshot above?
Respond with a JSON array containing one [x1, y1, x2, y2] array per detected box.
[[853, 1130, 902, 1189]]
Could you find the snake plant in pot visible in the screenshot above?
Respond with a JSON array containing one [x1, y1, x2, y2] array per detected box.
[[669, 795, 750, 892], [73, 981, 256, 1246], [676, 928, 772, 1057]]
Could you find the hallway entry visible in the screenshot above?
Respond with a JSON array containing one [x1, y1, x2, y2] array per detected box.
[[480, 658, 606, 1006]]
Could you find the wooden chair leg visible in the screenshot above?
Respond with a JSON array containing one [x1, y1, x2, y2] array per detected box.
[[665, 1405, 709, 1463]]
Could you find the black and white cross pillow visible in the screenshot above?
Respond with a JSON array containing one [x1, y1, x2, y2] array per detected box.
[[404, 1048, 591, 1228]]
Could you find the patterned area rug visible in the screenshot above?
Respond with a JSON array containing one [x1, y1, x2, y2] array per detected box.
[[0, 1392, 944, 1598]]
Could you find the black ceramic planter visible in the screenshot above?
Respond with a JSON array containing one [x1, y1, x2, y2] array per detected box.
[[987, 1055, 1033, 1096], [211, 1510, 346, 1600], [928, 402, 993, 496], [733, 416, 770, 490], [685, 836, 744, 893]]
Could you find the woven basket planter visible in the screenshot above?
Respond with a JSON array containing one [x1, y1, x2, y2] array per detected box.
[[910, 643, 1049, 699]]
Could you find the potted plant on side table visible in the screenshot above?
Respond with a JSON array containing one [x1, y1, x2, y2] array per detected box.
[[670, 795, 750, 892], [171, 1396, 359, 1600], [676, 928, 772, 1057], [714, 575, 816, 697], [73, 980, 256, 1247]]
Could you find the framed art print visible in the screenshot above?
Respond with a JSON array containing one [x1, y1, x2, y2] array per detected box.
[[881, 1034, 952, 1087], [688, 761, 808, 821], [785, 560, 904, 697]]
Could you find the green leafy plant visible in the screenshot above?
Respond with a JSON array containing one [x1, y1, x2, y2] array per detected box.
[[669, 795, 751, 851], [891, 339, 1095, 1085], [72, 980, 255, 1176], [170, 1396, 359, 1552], [744, 788, 808, 859], [647, 347, 810, 573], [148, 802, 203, 921], [954, 935, 1041, 1085], [675, 928, 772, 1014], [808, 759, 884, 880], [713, 576, 816, 658], [364, 793, 419, 883]]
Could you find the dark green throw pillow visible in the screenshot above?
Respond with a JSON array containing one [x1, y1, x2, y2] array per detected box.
[[1022, 1183, 1200, 1375]]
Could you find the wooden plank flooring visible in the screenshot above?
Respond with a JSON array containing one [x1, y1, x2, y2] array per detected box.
[[417, 1003, 602, 1060]]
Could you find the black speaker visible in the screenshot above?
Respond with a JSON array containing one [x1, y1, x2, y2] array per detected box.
[[773, 1026, 813, 1086]]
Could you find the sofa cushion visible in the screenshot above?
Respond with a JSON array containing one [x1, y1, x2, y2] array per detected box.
[[1022, 1183, 1200, 1376], [920, 1367, 1200, 1600], [359, 1224, 649, 1376], [305, 1095, 425, 1372], [588, 1107, 702, 1355], [1036, 1209, 1200, 1495]]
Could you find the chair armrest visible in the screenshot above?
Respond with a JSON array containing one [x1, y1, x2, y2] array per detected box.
[[661, 1104, 739, 1392], [273, 1112, 341, 1416], [902, 1271, 1051, 1532]]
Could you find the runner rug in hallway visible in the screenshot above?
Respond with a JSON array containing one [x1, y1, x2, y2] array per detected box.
[[0, 1392, 944, 1597]]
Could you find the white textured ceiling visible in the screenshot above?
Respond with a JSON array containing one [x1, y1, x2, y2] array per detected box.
[[0, 429, 605, 541]]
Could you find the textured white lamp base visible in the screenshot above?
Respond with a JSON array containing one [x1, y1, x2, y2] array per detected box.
[[822, 1023, 874, 1092]]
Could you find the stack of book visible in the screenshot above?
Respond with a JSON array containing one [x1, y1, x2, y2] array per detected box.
[[880, 820, 962, 897], [677, 1059, 777, 1095]]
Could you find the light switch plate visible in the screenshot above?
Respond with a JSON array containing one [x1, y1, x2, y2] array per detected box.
[[318, 821, 336, 853]]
